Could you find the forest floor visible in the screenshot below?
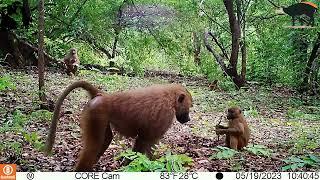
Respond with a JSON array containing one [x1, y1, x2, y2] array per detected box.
[[0, 67, 320, 172]]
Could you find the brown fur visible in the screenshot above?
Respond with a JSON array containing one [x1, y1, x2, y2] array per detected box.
[[208, 80, 221, 91], [63, 48, 80, 76], [45, 81, 192, 171], [215, 107, 250, 150]]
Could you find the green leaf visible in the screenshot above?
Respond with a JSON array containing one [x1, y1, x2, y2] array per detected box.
[[244, 144, 272, 157], [282, 164, 293, 171], [308, 155, 320, 163], [290, 163, 300, 170], [290, 157, 304, 163], [173, 162, 179, 172]]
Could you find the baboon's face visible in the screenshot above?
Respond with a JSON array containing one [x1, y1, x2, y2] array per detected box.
[[227, 107, 241, 119], [70, 48, 77, 55], [175, 90, 192, 124]]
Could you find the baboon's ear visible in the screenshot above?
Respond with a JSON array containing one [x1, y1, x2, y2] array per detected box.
[[178, 93, 185, 103], [239, 109, 242, 114]]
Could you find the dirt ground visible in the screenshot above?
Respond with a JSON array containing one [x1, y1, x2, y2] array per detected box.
[[0, 68, 319, 172]]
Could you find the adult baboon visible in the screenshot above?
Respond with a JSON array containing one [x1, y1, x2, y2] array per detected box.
[[45, 81, 193, 171]]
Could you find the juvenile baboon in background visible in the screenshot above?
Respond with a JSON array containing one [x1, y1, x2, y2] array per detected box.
[[208, 80, 221, 91], [45, 81, 193, 171], [63, 48, 79, 76], [215, 107, 250, 150]]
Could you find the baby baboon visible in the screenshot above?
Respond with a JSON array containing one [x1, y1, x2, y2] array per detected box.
[[215, 107, 250, 150], [208, 80, 221, 91]]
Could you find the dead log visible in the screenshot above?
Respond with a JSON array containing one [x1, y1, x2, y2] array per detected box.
[[0, 30, 59, 68]]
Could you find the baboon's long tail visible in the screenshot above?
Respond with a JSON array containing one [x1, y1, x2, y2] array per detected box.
[[45, 81, 100, 155]]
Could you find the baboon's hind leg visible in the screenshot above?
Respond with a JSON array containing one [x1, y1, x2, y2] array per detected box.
[[229, 135, 239, 150], [75, 111, 108, 171], [97, 124, 113, 158]]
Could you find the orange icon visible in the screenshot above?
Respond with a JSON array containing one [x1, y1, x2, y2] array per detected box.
[[0, 164, 16, 180]]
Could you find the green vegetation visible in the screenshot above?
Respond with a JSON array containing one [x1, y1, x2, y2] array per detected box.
[[0, 0, 320, 172], [282, 155, 320, 171], [290, 125, 320, 154], [0, 109, 48, 155], [1, 0, 319, 88], [116, 150, 193, 172], [244, 144, 273, 157], [23, 132, 44, 151], [210, 146, 239, 160], [0, 75, 16, 91]]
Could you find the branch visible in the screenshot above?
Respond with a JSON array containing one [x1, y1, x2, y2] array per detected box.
[[47, 13, 69, 26], [238, 0, 252, 25], [235, 0, 242, 25], [204, 31, 228, 73], [207, 31, 229, 60], [31, 2, 57, 11], [266, 0, 280, 8], [130, 0, 168, 54], [9, 31, 57, 65], [68, 0, 89, 26], [250, 14, 281, 23], [243, 0, 252, 15], [200, 6, 231, 34], [79, 33, 112, 59], [111, 0, 128, 58]]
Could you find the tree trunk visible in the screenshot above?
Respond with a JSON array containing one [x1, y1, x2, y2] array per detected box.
[[310, 59, 319, 95], [224, 0, 240, 70], [109, 0, 127, 67], [291, 31, 309, 84], [240, 37, 247, 80], [203, 0, 247, 89], [223, 0, 245, 88], [38, 0, 47, 109], [302, 32, 320, 90], [22, 0, 32, 28], [192, 32, 201, 66], [237, 0, 247, 80]]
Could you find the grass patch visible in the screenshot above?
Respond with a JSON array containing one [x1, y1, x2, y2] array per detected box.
[[0, 75, 16, 91]]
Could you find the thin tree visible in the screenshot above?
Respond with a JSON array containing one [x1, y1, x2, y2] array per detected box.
[[301, 32, 320, 94], [204, 0, 248, 88], [38, 0, 47, 108], [192, 32, 201, 66]]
